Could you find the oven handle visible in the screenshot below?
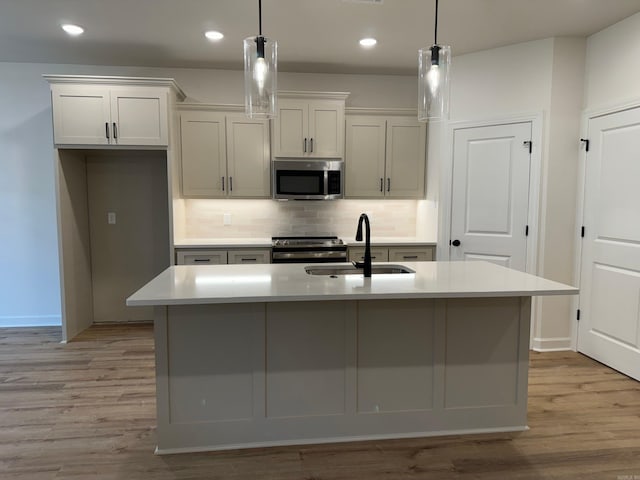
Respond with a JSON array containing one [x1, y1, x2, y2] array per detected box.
[[272, 251, 348, 261]]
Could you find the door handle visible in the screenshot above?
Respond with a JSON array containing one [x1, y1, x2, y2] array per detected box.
[[451, 239, 461, 247]]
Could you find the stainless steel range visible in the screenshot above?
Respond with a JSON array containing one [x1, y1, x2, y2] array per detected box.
[[271, 236, 347, 263]]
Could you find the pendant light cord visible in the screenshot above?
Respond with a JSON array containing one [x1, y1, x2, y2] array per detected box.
[[258, 0, 263, 36], [434, 0, 439, 45]]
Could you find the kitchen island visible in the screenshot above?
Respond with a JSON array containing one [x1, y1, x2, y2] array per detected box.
[[127, 261, 577, 454]]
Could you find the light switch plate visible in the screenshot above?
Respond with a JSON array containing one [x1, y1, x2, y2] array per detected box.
[[223, 213, 232, 226], [107, 212, 116, 225]]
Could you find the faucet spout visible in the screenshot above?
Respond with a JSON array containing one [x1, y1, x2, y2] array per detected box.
[[355, 213, 372, 277]]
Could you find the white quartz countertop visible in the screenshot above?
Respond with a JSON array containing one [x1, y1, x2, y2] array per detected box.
[[127, 261, 578, 307]]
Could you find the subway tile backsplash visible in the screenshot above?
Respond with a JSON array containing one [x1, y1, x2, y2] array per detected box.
[[183, 199, 420, 239]]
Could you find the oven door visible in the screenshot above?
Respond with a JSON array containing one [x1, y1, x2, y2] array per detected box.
[[272, 250, 348, 263]]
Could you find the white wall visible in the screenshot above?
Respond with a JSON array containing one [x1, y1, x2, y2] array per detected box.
[[585, 12, 640, 110], [441, 38, 585, 350], [0, 62, 425, 327]]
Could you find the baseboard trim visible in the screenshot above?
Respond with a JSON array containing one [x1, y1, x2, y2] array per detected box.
[[531, 336, 572, 352], [0, 315, 62, 327]]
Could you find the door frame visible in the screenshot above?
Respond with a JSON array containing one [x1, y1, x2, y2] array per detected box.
[[572, 97, 640, 350], [438, 113, 543, 275]]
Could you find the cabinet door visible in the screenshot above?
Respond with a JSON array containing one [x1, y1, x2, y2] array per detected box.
[[388, 246, 434, 262], [110, 87, 168, 146], [308, 100, 344, 158], [385, 118, 426, 198], [273, 99, 307, 157], [51, 85, 111, 145], [348, 247, 389, 263], [180, 112, 227, 197], [176, 250, 227, 265], [345, 116, 386, 198], [226, 116, 271, 198], [227, 249, 271, 264]]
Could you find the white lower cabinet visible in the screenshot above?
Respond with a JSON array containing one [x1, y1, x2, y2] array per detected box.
[[348, 244, 435, 263], [176, 248, 270, 265]]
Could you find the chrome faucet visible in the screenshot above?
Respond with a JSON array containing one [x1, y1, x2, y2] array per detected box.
[[354, 213, 372, 277]]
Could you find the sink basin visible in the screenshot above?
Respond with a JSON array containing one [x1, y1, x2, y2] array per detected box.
[[305, 264, 415, 276]]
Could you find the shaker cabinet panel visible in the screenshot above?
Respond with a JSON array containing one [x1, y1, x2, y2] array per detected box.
[[51, 85, 111, 145], [345, 115, 426, 199], [180, 112, 227, 197], [273, 97, 345, 159], [274, 101, 307, 157], [110, 89, 168, 146], [180, 111, 270, 198], [345, 116, 386, 198], [225, 116, 271, 198], [50, 84, 169, 147], [385, 118, 426, 198]]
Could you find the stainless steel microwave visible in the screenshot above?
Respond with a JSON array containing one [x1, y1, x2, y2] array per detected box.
[[272, 160, 343, 200]]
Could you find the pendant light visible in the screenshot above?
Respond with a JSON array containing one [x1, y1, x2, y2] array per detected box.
[[244, 0, 277, 118], [418, 0, 451, 122]]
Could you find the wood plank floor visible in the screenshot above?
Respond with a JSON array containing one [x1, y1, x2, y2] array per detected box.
[[1, 323, 639, 479]]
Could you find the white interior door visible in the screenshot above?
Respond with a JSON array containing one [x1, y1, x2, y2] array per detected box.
[[578, 107, 640, 381], [450, 122, 532, 271]]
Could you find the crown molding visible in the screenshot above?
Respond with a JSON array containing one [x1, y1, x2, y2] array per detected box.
[[43, 75, 187, 101]]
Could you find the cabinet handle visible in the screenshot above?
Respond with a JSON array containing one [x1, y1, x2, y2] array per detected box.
[[194, 258, 211, 263], [310, 138, 314, 152], [241, 257, 257, 262], [403, 255, 418, 259], [105, 122, 110, 140], [113, 122, 117, 140], [304, 138, 307, 153], [229, 177, 233, 192], [221, 177, 225, 192], [380, 178, 383, 192], [387, 178, 391, 192], [361, 256, 377, 260]]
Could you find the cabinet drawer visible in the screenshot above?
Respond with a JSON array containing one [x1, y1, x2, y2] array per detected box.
[[348, 247, 389, 263], [227, 249, 271, 265], [388, 247, 434, 262], [176, 250, 227, 265]]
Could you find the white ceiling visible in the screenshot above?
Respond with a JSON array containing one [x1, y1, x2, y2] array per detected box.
[[2, 0, 640, 75]]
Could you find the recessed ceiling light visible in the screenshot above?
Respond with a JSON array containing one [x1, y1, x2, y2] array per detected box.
[[359, 37, 377, 48], [205, 30, 224, 41], [61, 24, 84, 36]]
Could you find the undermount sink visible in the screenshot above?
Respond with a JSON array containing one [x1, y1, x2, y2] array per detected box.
[[305, 264, 415, 276]]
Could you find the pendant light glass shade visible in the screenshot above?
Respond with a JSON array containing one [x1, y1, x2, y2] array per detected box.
[[418, 44, 451, 122], [244, 35, 277, 118]]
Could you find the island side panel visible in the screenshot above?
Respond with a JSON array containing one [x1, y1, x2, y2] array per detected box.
[[439, 296, 531, 430], [153, 296, 531, 453]]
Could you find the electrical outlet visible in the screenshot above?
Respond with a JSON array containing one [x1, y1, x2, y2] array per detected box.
[[223, 213, 232, 226], [107, 212, 116, 225]]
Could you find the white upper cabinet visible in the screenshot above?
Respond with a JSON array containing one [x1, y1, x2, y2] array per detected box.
[[45, 75, 185, 148], [180, 111, 227, 197], [180, 109, 270, 198], [272, 92, 348, 159], [345, 114, 426, 199]]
